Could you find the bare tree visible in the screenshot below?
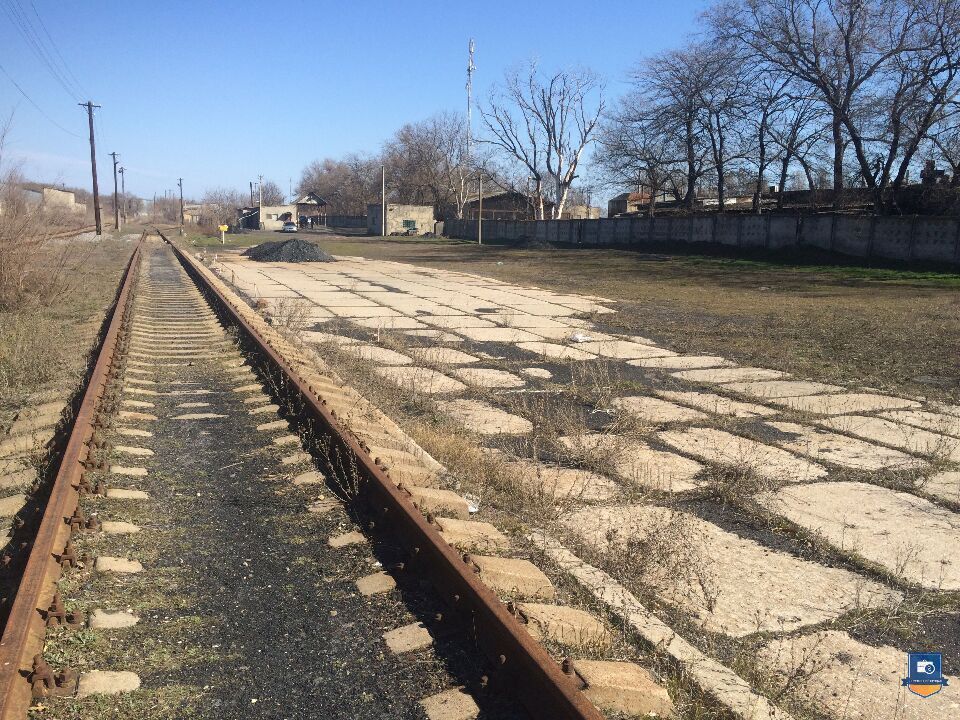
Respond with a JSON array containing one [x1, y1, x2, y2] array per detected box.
[[481, 62, 604, 219], [201, 187, 245, 226], [714, 0, 960, 210], [598, 96, 683, 216], [296, 154, 381, 215], [259, 179, 285, 205]]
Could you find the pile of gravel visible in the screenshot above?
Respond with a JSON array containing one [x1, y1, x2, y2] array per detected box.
[[243, 239, 336, 263]]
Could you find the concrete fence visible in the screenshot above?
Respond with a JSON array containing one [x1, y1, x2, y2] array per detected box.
[[322, 214, 366, 228], [444, 214, 960, 265]]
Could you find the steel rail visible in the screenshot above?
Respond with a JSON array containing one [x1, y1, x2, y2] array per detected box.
[[0, 240, 143, 719], [165, 235, 604, 720]]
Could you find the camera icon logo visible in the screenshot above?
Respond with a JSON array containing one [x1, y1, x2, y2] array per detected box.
[[902, 652, 948, 698]]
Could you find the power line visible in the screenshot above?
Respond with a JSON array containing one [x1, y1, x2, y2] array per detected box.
[[1, 0, 84, 101], [0, 60, 82, 138], [28, 0, 88, 98]]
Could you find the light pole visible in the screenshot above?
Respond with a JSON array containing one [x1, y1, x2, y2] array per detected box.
[[118, 166, 126, 223]]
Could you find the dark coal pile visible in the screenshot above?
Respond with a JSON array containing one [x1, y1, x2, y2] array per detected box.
[[243, 239, 336, 263]]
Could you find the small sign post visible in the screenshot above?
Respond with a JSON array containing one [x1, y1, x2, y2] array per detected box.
[[218, 224, 228, 244]]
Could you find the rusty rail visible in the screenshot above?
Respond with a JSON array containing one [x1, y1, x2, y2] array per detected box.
[[0, 240, 143, 719], [164, 236, 604, 720]]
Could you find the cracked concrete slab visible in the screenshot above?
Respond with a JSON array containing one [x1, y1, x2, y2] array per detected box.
[[373, 366, 466, 395], [612, 396, 709, 424], [655, 390, 779, 418], [924, 471, 960, 503], [672, 367, 790, 383], [758, 630, 959, 720], [564, 504, 900, 636], [658, 427, 827, 483], [764, 481, 960, 589], [880, 409, 960, 438], [721, 380, 845, 398], [411, 347, 479, 365], [450, 367, 526, 388], [342, 345, 413, 365], [515, 341, 597, 361], [766, 421, 923, 471], [435, 399, 532, 435], [770, 393, 920, 415], [558, 433, 704, 492], [821, 415, 960, 461], [497, 456, 619, 502], [628, 355, 735, 370]]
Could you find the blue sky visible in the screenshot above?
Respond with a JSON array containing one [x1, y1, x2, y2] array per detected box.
[[0, 0, 707, 200]]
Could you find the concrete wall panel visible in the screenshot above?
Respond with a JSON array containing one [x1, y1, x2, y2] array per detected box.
[[800, 216, 833, 250], [715, 215, 740, 246], [768, 216, 798, 249]]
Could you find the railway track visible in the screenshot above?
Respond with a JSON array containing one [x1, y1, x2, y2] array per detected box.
[[0, 233, 617, 719]]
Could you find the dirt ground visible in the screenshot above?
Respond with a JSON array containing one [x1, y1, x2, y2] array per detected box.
[[208, 228, 960, 403]]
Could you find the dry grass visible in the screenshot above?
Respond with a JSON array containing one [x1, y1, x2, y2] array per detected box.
[[0, 236, 133, 414], [287, 232, 960, 403]]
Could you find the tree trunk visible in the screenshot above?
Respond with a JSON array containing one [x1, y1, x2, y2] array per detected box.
[[777, 154, 790, 210], [831, 114, 844, 209], [685, 115, 697, 210]]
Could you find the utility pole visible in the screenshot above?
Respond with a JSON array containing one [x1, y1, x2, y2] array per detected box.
[[109, 152, 120, 230], [381, 164, 386, 237], [80, 101, 102, 235], [178, 178, 185, 236], [118, 166, 126, 223], [258, 174, 263, 230], [466, 39, 475, 162], [477, 173, 483, 245]]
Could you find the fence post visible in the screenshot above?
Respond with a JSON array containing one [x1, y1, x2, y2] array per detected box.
[[829, 214, 837, 253], [953, 219, 960, 266]]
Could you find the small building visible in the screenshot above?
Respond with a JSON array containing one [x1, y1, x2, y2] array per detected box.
[[367, 204, 435, 236], [293, 191, 328, 226], [560, 204, 601, 220], [607, 191, 670, 217], [238, 204, 296, 230], [463, 191, 553, 220], [18, 184, 86, 215]]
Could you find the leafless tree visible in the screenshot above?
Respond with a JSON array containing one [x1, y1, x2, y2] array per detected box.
[[597, 96, 684, 216], [201, 187, 246, 226], [383, 112, 476, 217], [296, 154, 381, 215], [259, 179, 285, 205], [713, 0, 960, 210], [481, 61, 604, 219]]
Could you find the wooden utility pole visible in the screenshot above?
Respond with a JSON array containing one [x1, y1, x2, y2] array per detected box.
[[118, 166, 126, 223], [178, 177, 184, 235], [109, 152, 120, 230], [477, 174, 483, 245], [381, 164, 386, 237], [80, 101, 102, 235]]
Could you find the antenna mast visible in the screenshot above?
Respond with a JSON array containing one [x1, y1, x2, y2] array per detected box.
[[466, 38, 475, 161]]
